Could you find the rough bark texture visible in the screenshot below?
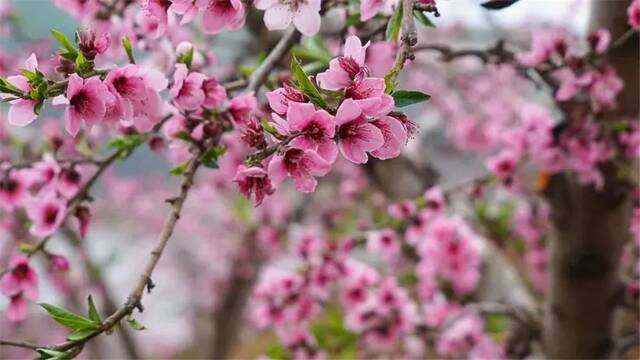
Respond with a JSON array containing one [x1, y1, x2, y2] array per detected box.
[[542, 1, 639, 358]]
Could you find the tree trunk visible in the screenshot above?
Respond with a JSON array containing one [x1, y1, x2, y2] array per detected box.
[[542, 1, 638, 358]]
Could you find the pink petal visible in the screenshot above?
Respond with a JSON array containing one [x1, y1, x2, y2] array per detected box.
[[293, 7, 321, 36], [335, 99, 362, 126], [8, 99, 37, 127], [264, 4, 292, 30], [344, 35, 368, 65], [287, 102, 316, 131], [317, 138, 338, 164], [339, 139, 368, 164], [267, 154, 288, 186]]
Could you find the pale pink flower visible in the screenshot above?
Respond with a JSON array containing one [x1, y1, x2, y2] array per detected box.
[[170, 0, 199, 25], [268, 148, 331, 193], [197, 0, 246, 34], [628, 0, 640, 30], [170, 64, 206, 110], [5, 54, 39, 127], [7, 292, 27, 322], [485, 150, 519, 179], [78, 29, 110, 60], [370, 115, 407, 159], [587, 29, 610, 54], [286, 102, 337, 163], [265, 83, 306, 115], [0, 171, 27, 210], [233, 165, 276, 206], [0, 255, 38, 299], [360, 0, 397, 21], [335, 99, 384, 164], [26, 195, 67, 237], [202, 77, 227, 109], [317, 36, 369, 91], [255, 0, 321, 36], [53, 74, 113, 137], [367, 229, 401, 260]]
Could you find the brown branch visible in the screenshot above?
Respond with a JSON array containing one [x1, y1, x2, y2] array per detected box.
[[244, 27, 301, 94], [386, 0, 417, 86], [49, 152, 202, 354], [0, 339, 40, 351]]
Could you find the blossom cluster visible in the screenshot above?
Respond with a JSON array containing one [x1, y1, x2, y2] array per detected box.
[[234, 36, 414, 205]]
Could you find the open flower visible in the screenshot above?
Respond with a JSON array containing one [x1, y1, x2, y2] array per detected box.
[[233, 165, 276, 206], [5, 54, 39, 127], [255, 0, 321, 36], [335, 99, 384, 164], [316, 36, 369, 91], [53, 74, 112, 137], [0, 255, 38, 300], [26, 194, 67, 237], [170, 63, 207, 111], [268, 148, 331, 193], [370, 115, 407, 159], [265, 83, 306, 115], [286, 102, 337, 163], [197, 0, 246, 34]]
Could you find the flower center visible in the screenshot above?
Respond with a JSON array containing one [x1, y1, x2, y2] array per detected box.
[[70, 90, 91, 114], [303, 121, 325, 140], [43, 204, 60, 225]]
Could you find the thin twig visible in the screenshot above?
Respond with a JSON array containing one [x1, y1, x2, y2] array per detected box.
[[0, 339, 41, 350], [386, 0, 418, 86], [244, 27, 301, 94]]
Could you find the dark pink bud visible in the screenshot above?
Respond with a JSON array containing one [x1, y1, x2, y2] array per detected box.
[[49, 255, 70, 272], [75, 205, 91, 238]]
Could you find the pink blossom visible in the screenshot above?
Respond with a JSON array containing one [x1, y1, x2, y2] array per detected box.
[[485, 150, 519, 179], [197, 0, 246, 34], [268, 148, 331, 193], [629, 0, 640, 30], [589, 66, 623, 110], [53, 74, 113, 137], [345, 77, 395, 116], [316, 36, 369, 91], [141, 0, 171, 38], [49, 255, 70, 273], [370, 115, 407, 159], [54, 0, 100, 19], [7, 292, 28, 322], [366, 229, 401, 260], [170, 64, 206, 111], [388, 200, 416, 219], [170, 0, 200, 25], [255, 0, 321, 36], [229, 94, 257, 126], [5, 54, 39, 127], [365, 41, 396, 77], [436, 313, 484, 356], [26, 195, 67, 237], [517, 29, 567, 67], [202, 77, 227, 109], [233, 165, 276, 206], [265, 84, 306, 115], [78, 29, 110, 60], [56, 168, 82, 199], [587, 29, 610, 54], [360, 0, 397, 21], [286, 102, 338, 163], [0, 171, 27, 210], [335, 99, 384, 164], [0, 255, 38, 300]]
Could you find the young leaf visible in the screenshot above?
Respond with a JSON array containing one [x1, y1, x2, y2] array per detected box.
[[169, 162, 189, 176], [261, 119, 278, 136], [481, 0, 520, 10], [413, 10, 435, 27], [66, 328, 95, 341], [386, 1, 403, 42], [127, 318, 147, 331], [37, 348, 72, 360], [392, 90, 431, 107], [200, 146, 227, 169], [50, 29, 78, 58], [40, 303, 99, 331], [75, 52, 92, 74], [122, 36, 135, 64], [87, 295, 102, 323], [177, 47, 194, 70], [290, 57, 328, 110]]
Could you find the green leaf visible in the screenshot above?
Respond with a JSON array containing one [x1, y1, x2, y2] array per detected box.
[[486, 313, 508, 333], [265, 342, 290, 360], [392, 90, 431, 107], [290, 57, 328, 110], [50, 29, 78, 58], [413, 10, 435, 27], [87, 295, 101, 323], [169, 162, 189, 176], [108, 134, 144, 158], [18, 243, 35, 254], [122, 36, 135, 64], [261, 119, 278, 136], [177, 47, 194, 70], [37, 348, 73, 360], [386, 2, 403, 42], [346, 13, 361, 27], [66, 328, 95, 341], [200, 146, 226, 169], [311, 307, 358, 357], [40, 303, 99, 331], [127, 318, 146, 331], [75, 52, 92, 74]]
